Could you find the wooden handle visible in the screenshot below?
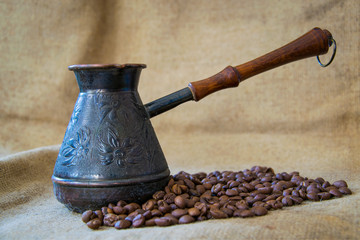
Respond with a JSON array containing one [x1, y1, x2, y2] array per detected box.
[[188, 27, 332, 101]]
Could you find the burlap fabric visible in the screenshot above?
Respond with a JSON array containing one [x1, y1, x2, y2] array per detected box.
[[0, 1, 359, 239]]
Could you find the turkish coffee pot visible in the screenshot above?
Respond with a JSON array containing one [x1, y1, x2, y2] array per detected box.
[[52, 28, 336, 212]]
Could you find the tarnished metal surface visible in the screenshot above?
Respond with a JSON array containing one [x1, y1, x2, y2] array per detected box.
[[52, 64, 170, 212]]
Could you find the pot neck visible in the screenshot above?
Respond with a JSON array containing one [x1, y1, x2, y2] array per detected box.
[[69, 64, 146, 92]]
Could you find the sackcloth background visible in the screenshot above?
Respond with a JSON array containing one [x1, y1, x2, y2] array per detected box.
[[0, 0, 359, 239]]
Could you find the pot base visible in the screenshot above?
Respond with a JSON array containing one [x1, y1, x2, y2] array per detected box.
[[53, 176, 170, 213]]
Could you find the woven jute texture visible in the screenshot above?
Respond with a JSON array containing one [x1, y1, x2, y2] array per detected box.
[[0, 1, 359, 239]]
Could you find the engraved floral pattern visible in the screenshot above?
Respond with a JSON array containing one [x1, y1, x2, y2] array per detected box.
[[95, 93, 122, 122], [98, 127, 145, 167], [60, 127, 90, 166], [65, 101, 82, 134], [95, 92, 148, 124]]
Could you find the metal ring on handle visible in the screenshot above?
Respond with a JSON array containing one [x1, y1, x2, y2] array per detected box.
[[317, 38, 337, 67]]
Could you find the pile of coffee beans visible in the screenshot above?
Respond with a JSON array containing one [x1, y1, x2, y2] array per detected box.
[[82, 166, 352, 230]]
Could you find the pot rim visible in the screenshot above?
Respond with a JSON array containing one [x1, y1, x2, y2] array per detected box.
[[68, 63, 147, 71]]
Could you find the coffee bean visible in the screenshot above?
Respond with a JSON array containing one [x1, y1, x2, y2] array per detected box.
[[245, 196, 256, 205], [202, 183, 213, 190], [174, 173, 186, 181], [238, 209, 255, 218], [186, 198, 197, 208], [216, 190, 225, 197], [153, 191, 165, 200], [174, 196, 186, 209], [261, 176, 272, 182], [225, 203, 237, 211], [179, 193, 189, 199], [124, 203, 140, 214], [171, 209, 188, 218], [163, 214, 179, 225], [190, 175, 202, 185], [164, 186, 171, 194], [243, 182, 255, 192], [114, 220, 131, 229], [167, 178, 175, 188], [282, 173, 292, 181], [94, 210, 103, 222], [155, 217, 172, 227], [258, 187, 273, 194], [306, 192, 319, 201], [251, 206, 268, 216], [292, 190, 300, 198], [130, 209, 145, 216], [188, 207, 200, 217], [194, 202, 207, 216], [322, 181, 331, 188], [108, 203, 116, 210], [325, 186, 337, 192], [276, 196, 284, 202], [116, 200, 127, 207], [315, 177, 325, 185], [253, 193, 266, 201], [266, 200, 282, 210], [290, 196, 303, 204], [132, 214, 145, 228], [82, 210, 94, 223], [333, 180, 348, 188], [252, 201, 265, 207], [82, 168, 352, 230], [298, 189, 307, 199], [219, 195, 229, 203], [225, 188, 238, 197], [179, 185, 188, 193], [142, 199, 156, 211], [125, 215, 135, 222], [276, 173, 283, 180], [189, 189, 200, 197], [263, 194, 277, 202], [233, 210, 242, 217], [211, 183, 223, 194], [196, 185, 206, 195], [103, 213, 120, 227], [236, 202, 249, 211], [318, 192, 331, 200], [143, 210, 152, 220], [197, 215, 207, 221], [120, 215, 128, 221], [158, 201, 172, 213], [151, 209, 163, 217], [285, 181, 296, 189], [101, 207, 113, 215], [272, 184, 283, 192], [172, 184, 182, 195], [281, 196, 293, 206], [306, 185, 320, 194], [228, 180, 240, 188], [209, 177, 218, 185], [329, 188, 343, 198], [145, 217, 158, 226], [200, 195, 219, 205], [338, 187, 352, 195], [209, 207, 228, 219], [87, 218, 102, 229], [179, 215, 195, 224], [184, 179, 195, 189], [221, 207, 233, 217], [112, 206, 126, 215]]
